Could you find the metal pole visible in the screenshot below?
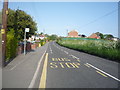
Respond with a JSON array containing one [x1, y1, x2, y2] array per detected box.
[[2, 0, 8, 67], [24, 31, 26, 55]]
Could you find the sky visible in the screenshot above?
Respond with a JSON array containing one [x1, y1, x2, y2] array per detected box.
[[8, 2, 118, 37]]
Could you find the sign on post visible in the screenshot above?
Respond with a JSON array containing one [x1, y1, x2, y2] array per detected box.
[[25, 28, 29, 32], [24, 28, 29, 55], [1, 29, 5, 34]]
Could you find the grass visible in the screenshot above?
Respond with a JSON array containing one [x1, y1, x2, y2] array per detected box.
[[57, 39, 120, 62]]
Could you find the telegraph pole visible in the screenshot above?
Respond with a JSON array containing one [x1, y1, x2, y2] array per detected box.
[[2, 0, 8, 67]]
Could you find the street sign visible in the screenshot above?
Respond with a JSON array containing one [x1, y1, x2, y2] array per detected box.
[[1, 29, 5, 34], [25, 28, 29, 32]]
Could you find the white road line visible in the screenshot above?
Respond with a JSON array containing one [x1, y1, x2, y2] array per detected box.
[[69, 55, 77, 59], [49, 46, 53, 54], [86, 63, 120, 82], [28, 50, 47, 88], [10, 56, 27, 70], [64, 51, 68, 54], [50, 50, 52, 54]]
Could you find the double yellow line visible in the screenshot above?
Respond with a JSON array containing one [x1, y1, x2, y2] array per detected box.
[[39, 53, 48, 88]]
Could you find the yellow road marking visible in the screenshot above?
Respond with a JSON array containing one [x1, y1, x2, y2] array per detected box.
[[50, 62, 58, 68], [58, 58, 61, 61], [77, 59, 80, 62], [65, 63, 75, 68], [39, 53, 48, 88], [52, 58, 54, 61], [59, 62, 65, 68], [73, 63, 80, 68], [84, 64, 90, 68], [96, 71, 108, 77]]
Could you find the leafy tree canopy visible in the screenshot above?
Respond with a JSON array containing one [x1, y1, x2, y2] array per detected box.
[[47, 34, 58, 41], [0, 12, 1, 22], [104, 34, 114, 39], [7, 9, 37, 41]]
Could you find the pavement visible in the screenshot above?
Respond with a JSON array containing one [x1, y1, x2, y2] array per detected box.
[[2, 41, 120, 88], [3, 42, 48, 88]]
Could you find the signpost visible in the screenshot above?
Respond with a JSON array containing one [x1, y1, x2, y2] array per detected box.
[[24, 28, 29, 55]]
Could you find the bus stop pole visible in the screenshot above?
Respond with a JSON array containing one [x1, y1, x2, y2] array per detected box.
[[24, 31, 26, 55]]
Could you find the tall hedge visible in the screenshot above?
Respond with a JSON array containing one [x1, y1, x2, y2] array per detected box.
[[6, 29, 18, 61]]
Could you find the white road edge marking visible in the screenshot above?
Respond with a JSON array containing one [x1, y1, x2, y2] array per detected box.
[[10, 55, 29, 70], [86, 63, 120, 82], [28, 50, 47, 88], [64, 51, 68, 54], [10, 60, 25, 70]]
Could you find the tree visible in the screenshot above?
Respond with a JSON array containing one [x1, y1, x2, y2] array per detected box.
[[95, 32, 104, 39], [7, 9, 37, 41], [0, 11, 2, 29], [104, 34, 114, 40], [81, 34, 86, 37], [47, 34, 58, 41]]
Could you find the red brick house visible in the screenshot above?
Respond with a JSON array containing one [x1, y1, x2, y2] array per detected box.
[[68, 30, 78, 37], [88, 33, 100, 39]]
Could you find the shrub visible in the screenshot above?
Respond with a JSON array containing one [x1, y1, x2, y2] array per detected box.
[[40, 39, 46, 46], [6, 29, 18, 61]]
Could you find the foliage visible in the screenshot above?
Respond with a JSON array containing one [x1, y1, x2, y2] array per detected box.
[[95, 32, 104, 39], [6, 29, 18, 61], [47, 34, 58, 41], [57, 39, 120, 61], [40, 39, 46, 46], [7, 9, 37, 41], [0, 11, 2, 26], [104, 34, 114, 40]]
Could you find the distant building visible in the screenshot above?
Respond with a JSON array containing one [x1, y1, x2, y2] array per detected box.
[[28, 34, 46, 42], [68, 30, 78, 37], [39, 35, 45, 40], [88, 33, 100, 39], [112, 37, 120, 41]]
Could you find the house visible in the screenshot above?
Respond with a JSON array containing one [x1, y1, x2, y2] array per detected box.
[[28, 34, 46, 42], [68, 30, 78, 37], [39, 34, 45, 40], [88, 33, 100, 39], [112, 37, 120, 41]]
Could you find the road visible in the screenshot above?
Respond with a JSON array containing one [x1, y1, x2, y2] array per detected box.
[[3, 41, 120, 88]]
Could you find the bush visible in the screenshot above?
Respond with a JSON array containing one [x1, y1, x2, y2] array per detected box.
[[40, 40, 46, 46], [6, 29, 18, 61]]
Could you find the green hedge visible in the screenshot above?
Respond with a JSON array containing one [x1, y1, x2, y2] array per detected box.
[[40, 40, 46, 46], [6, 29, 18, 61]]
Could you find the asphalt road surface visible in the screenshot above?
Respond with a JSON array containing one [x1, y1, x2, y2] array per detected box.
[[3, 41, 120, 88], [41, 41, 119, 88]]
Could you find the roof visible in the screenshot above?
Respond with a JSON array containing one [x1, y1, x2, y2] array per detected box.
[[68, 30, 78, 33]]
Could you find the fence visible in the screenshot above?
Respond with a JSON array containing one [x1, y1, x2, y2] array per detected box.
[[16, 42, 40, 55]]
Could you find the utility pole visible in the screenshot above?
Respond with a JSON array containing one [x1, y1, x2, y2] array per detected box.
[[2, 0, 8, 67]]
